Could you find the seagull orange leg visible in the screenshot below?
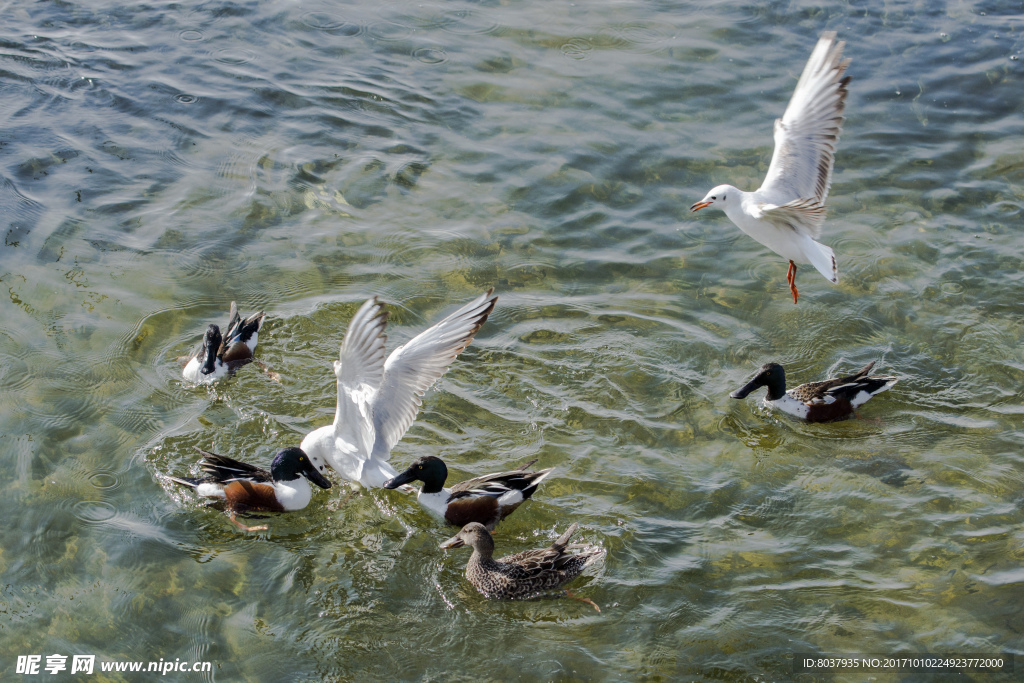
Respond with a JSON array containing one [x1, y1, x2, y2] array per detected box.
[[787, 260, 799, 304]]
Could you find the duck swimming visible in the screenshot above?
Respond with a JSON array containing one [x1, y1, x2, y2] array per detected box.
[[383, 455, 553, 530], [441, 522, 604, 610], [300, 289, 497, 488], [730, 361, 897, 422], [168, 446, 331, 531], [182, 302, 265, 383]]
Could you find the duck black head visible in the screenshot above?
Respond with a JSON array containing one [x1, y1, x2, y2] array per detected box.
[[271, 447, 332, 489], [730, 362, 787, 401], [382, 455, 448, 494], [200, 324, 223, 375]]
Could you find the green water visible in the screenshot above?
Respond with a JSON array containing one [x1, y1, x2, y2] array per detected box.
[[2, 0, 1023, 680]]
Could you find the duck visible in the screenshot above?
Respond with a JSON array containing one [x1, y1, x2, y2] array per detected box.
[[182, 302, 266, 383], [441, 522, 604, 610], [730, 361, 897, 422], [168, 446, 331, 531], [690, 32, 850, 304], [382, 455, 553, 530], [300, 289, 497, 488]]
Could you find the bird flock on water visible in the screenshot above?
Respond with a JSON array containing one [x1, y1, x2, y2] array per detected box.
[[168, 33, 900, 611]]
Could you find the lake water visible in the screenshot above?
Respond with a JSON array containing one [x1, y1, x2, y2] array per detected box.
[[2, 0, 1023, 680]]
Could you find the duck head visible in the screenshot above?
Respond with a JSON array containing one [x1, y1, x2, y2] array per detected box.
[[440, 522, 494, 553], [200, 324, 223, 375], [383, 455, 448, 494], [270, 447, 332, 489], [731, 363, 787, 401]]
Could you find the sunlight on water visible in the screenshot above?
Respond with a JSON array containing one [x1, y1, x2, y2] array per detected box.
[[1, 0, 1022, 679]]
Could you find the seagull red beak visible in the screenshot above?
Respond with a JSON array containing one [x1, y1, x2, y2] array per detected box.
[[690, 201, 712, 212]]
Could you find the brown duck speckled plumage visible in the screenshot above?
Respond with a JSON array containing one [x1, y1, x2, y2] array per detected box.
[[441, 522, 604, 600]]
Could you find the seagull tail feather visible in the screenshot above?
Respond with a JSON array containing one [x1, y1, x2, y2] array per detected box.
[[806, 239, 838, 284]]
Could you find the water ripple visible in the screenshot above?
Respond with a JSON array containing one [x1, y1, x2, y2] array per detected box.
[[213, 48, 258, 66], [300, 12, 352, 32], [2, 1, 1023, 678], [434, 9, 501, 36], [367, 22, 413, 42], [72, 500, 117, 524], [412, 47, 448, 65], [88, 472, 120, 490], [561, 39, 594, 61], [598, 23, 676, 54]]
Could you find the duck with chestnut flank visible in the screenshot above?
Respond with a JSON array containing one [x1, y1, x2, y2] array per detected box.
[[383, 455, 553, 530], [730, 361, 896, 422], [182, 302, 266, 383], [168, 446, 331, 531]]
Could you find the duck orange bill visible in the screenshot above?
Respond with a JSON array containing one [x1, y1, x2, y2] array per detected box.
[[689, 201, 712, 212], [439, 534, 465, 550]]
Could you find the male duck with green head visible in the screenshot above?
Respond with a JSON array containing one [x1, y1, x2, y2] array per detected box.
[[384, 455, 552, 531]]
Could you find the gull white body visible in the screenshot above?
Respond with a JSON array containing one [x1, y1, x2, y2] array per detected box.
[[719, 193, 837, 284], [691, 32, 850, 301], [301, 422, 400, 489], [300, 291, 497, 488]]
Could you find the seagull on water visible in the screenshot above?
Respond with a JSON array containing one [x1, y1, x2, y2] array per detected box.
[[690, 32, 851, 304], [300, 290, 497, 488]]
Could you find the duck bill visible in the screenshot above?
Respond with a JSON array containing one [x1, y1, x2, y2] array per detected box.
[[200, 344, 219, 375], [200, 325, 222, 375], [730, 378, 761, 400], [439, 534, 465, 550], [303, 463, 332, 490], [382, 467, 418, 490], [690, 201, 712, 212]]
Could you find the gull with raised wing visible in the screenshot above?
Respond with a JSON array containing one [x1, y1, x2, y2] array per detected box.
[[690, 32, 850, 304], [300, 290, 497, 488]]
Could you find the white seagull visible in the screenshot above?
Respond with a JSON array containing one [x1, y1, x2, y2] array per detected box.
[[690, 32, 851, 304], [300, 290, 497, 488]]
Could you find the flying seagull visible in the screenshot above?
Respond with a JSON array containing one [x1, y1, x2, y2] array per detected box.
[[691, 32, 851, 304]]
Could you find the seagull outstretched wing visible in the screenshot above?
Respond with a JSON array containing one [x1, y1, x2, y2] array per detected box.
[[369, 289, 497, 461], [758, 32, 851, 208]]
